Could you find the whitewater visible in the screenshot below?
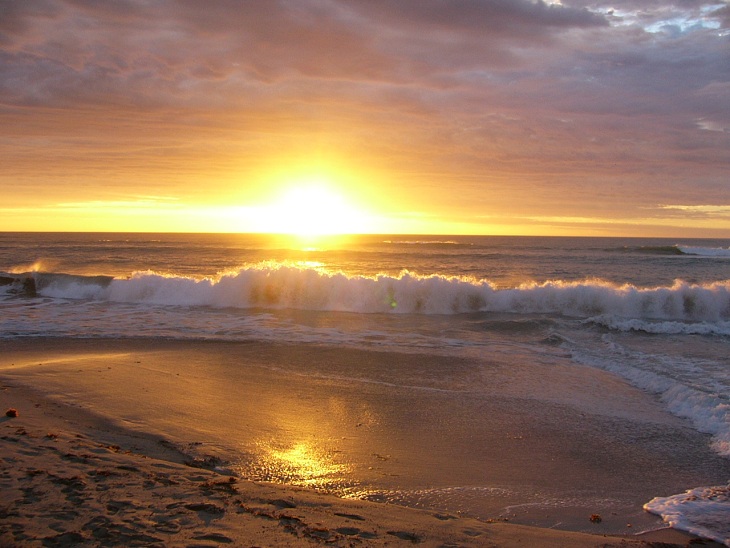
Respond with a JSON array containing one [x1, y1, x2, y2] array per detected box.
[[1, 232, 729, 544], [18, 265, 730, 322]]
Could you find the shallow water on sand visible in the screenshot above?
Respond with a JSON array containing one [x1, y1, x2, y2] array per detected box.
[[2, 338, 728, 538]]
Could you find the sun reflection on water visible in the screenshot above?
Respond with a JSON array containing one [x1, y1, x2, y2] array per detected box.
[[244, 440, 353, 492]]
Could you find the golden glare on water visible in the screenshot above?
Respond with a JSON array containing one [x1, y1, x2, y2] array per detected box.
[[251, 440, 350, 490]]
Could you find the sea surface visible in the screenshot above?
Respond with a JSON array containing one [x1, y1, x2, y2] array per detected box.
[[1, 232, 729, 543]]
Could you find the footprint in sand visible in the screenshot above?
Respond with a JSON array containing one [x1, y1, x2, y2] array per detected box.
[[153, 519, 183, 534], [184, 502, 226, 519], [43, 531, 87, 545], [20, 485, 44, 504], [268, 498, 296, 508], [387, 530, 421, 542], [192, 532, 234, 543], [334, 512, 366, 521], [335, 527, 379, 539]]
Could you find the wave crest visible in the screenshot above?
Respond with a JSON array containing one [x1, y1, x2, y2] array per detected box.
[[28, 263, 730, 322]]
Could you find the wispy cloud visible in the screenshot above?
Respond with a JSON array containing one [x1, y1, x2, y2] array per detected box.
[[55, 197, 182, 210], [660, 204, 730, 214]]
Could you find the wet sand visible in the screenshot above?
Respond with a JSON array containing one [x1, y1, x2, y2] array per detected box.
[[1, 337, 726, 547]]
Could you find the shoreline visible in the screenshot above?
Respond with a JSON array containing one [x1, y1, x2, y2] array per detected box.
[[1, 337, 725, 547]]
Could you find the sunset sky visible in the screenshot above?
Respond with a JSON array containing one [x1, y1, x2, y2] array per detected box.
[[1, 0, 729, 236]]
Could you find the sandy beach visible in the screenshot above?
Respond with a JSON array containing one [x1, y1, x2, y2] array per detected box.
[[1, 338, 726, 547]]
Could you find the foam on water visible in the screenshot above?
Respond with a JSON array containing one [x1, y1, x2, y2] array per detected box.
[[569, 336, 730, 458], [25, 264, 730, 322], [587, 315, 730, 336], [564, 331, 730, 545], [644, 484, 730, 546]]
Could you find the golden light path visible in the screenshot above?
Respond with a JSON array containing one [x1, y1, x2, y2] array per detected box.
[[251, 440, 351, 490]]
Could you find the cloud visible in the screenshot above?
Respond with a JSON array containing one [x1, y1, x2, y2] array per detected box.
[[0, 0, 728, 235], [342, 0, 607, 35], [660, 204, 730, 215], [56, 196, 181, 209], [0, 0, 609, 108], [0, 0, 61, 46]]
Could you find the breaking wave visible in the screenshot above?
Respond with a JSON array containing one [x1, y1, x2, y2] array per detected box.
[[11, 264, 730, 323]]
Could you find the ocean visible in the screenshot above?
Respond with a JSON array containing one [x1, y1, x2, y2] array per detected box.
[[1, 232, 729, 543]]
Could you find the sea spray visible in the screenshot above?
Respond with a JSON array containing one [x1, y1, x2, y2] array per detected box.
[[28, 263, 730, 322]]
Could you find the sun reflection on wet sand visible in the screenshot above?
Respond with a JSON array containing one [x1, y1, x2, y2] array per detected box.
[[244, 440, 354, 492]]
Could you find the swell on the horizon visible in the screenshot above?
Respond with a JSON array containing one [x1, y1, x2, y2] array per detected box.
[[677, 245, 730, 257], [617, 244, 730, 257], [20, 263, 730, 323]]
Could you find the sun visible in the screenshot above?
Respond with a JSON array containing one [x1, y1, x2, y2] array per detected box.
[[254, 181, 375, 237]]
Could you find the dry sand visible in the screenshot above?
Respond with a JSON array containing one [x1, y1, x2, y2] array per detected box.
[[0, 338, 723, 547]]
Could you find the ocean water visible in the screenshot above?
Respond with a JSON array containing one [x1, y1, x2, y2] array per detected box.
[[1, 232, 729, 543]]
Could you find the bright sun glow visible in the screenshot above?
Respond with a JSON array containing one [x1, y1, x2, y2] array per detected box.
[[254, 182, 375, 237]]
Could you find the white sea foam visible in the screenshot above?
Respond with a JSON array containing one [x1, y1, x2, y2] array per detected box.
[[644, 484, 730, 546], [569, 338, 730, 458], [587, 315, 730, 336], [32, 264, 730, 322]]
